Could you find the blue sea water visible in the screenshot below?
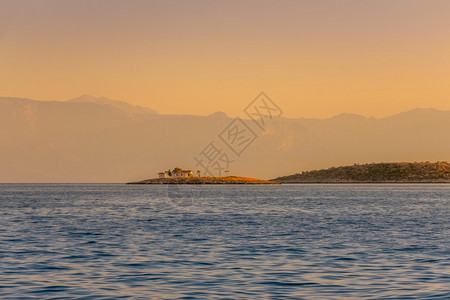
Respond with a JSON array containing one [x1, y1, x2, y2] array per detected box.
[[0, 184, 449, 299]]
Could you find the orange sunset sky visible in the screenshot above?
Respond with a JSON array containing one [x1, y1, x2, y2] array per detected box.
[[1, 0, 449, 118]]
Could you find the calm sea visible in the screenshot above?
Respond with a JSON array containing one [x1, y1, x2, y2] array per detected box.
[[0, 184, 449, 299]]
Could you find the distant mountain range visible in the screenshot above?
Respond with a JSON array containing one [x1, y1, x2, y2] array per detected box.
[[1, 95, 449, 182], [67, 94, 158, 115]]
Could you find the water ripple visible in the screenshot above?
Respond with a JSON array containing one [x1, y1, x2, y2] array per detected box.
[[0, 183, 449, 299]]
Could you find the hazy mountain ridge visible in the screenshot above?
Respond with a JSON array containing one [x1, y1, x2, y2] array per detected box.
[[67, 95, 158, 115], [1, 96, 449, 182]]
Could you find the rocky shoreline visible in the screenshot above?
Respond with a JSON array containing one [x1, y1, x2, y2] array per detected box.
[[277, 180, 450, 184], [272, 162, 450, 183], [127, 176, 279, 185]]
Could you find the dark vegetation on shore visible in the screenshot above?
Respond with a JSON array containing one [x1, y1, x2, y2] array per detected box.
[[272, 162, 450, 183], [128, 176, 279, 184]]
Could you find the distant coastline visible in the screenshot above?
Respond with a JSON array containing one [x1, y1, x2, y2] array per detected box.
[[128, 176, 279, 185], [272, 162, 450, 184]]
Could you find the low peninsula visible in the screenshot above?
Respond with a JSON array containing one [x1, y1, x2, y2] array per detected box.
[[272, 162, 450, 183], [128, 176, 279, 185], [129, 167, 279, 184]]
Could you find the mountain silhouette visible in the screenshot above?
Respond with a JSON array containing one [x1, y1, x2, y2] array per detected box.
[[1, 96, 449, 182], [68, 95, 157, 115]]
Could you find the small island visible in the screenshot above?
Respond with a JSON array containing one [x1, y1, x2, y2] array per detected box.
[[272, 161, 450, 183], [128, 167, 279, 184]]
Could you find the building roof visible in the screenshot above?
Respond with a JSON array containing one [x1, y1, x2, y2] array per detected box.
[[159, 170, 192, 174]]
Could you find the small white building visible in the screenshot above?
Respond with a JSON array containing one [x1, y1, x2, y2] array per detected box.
[[158, 169, 193, 178], [158, 171, 169, 179], [172, 170, 194, 178]]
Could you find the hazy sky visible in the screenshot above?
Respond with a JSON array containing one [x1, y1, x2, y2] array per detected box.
[[1, 0, 449, 118]]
